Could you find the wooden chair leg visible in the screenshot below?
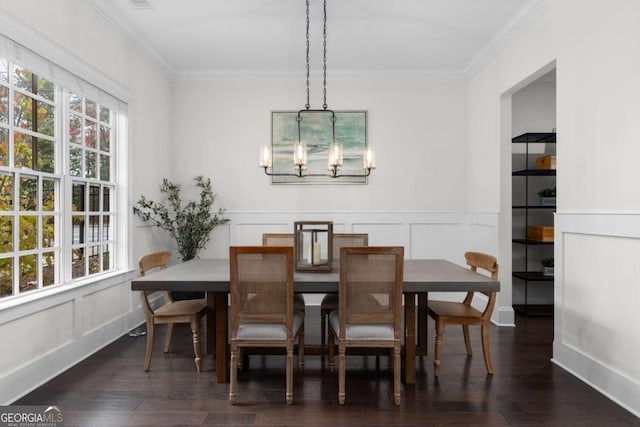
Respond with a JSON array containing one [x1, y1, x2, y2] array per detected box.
[[393, 344, 401, 405], [328, 328, 336, 372], [190, 318, 202, 373], [298, 327, 305, 371], [338, 341, 346, 405], [320, 309, 327, 346], [481, 323, 493, 375], [229, 345, 238, 404], [164, 323, 174, 353], [463, 325, 472, 355], [143, 321, 154, 372], [286, 345, 293, 405], [434, 320, 445, 377]]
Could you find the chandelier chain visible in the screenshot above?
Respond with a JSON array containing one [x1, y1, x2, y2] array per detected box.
[[322, 0, 328, 109], [305, 0, 310, 110]]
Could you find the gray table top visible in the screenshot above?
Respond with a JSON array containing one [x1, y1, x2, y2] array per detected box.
[[131, 258, 499, 294]]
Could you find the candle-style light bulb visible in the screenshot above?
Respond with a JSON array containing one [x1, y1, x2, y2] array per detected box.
[[364, 148, 376, 169], [259, 145, 272, 168], [293, 142, 308, 169]]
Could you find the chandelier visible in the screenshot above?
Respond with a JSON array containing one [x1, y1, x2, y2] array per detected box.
[[259, 0, 376, 179]]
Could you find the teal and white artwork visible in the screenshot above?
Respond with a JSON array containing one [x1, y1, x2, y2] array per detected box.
[[271, 111, 368, 184]]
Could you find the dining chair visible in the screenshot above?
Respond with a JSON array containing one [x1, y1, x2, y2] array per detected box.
[[427, 251, 499, 376], [320, 233, 368, 348], [229, 246, 305, 405], [262, 233, 306, 312], [138, 251, 207, 372], [328, 246, 404, 405]]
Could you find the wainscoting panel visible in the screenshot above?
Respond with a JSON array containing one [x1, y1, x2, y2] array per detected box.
[[554, 212, 640, 417]]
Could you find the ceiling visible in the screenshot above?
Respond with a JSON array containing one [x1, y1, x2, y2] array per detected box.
[[86, 0, 545, 78]]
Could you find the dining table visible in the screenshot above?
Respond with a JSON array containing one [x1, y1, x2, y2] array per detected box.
[[131, 258, 500, 384]]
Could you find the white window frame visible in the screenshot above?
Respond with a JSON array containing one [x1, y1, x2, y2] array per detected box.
[[0, 31, 130, 305]]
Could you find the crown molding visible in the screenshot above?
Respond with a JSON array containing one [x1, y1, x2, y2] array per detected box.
[[83, 0, 175, 77], [464, 0, 551, 79]]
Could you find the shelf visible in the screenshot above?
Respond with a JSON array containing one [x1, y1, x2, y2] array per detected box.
[[513, 271, 554, 282], [512, 239, 554, 245], [512, 205, 556, 209], [512, 132, 556, 143], [512, 169, 556, 176], [513, 304, 553, 317]]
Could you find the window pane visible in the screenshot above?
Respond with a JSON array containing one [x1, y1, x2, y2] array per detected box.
[[0, 85, 8, 123], [99, 106, 111, 124], [72, 183, 85, 211], [14, 131, 34, 169], [19, 216, 37, 251], [103, 215, 112, 240], [72, 248, 84, 279], [69, 113, 82, 144], [88, 215, 99, 243], [88, 245, 100, 274], [85, 151, 97, 178], [36, 75, 55, 102], [42, 251, 55, 286], [102, 244, 111, 271], [20, 175, 38, 211], [72, 215, 85, 244], [42, 215, 55, 248], [13, 92, 33, 130], [69, 92, 82, 113], [99, 125, 110, 152], [13, 66, 34, 93], [0, 257, 13, 298], [42, 179, 55, 211], [0, 59, 8, 83], [0, 216, 13, 251], [69, 147, 82, 176], [84, 120, 96, 148], [100, 154, 110, 181], [103, 187, 111, 211], [0, 173, 13, 210], [19, 253, 37, 293], [85, 99, 97, 119], [89, 185, 100, 211], [37, 138, 54, 173], [0, 128, 8, 166]]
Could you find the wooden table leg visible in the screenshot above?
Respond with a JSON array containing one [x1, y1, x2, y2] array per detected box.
[[417, 293, 428, 356], [215, 292, 229, 383], [404, 292, 416, 384], [206, 292, 216, 354]]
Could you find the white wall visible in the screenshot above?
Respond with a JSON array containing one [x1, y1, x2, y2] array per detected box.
[[170, 78, 468, 211], [0, 1, 173, 404], [468, 0, 640, 416]]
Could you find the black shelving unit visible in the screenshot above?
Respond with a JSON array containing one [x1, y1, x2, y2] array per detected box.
[[512, 132, 556, 316]]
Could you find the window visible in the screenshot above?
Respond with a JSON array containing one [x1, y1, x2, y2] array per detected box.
[[0, 55, 121, 300]]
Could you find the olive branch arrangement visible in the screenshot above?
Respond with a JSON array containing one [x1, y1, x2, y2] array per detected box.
[[133, 176, 229, 261]]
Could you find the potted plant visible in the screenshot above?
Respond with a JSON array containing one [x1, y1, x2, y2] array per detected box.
[[541, 257, 554, 276], [538, 186, 556, 206], [133, 175, 229, 261], [133, 176, 229, 299]]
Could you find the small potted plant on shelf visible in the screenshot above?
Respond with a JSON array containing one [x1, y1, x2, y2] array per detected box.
[[541, 257, 554, 276], [538, 186, 556, 206]]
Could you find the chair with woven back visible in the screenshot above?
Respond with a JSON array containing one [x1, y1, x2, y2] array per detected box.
[[138, 251, 207, 372], [320, 233, 368, 348], [262, 233, 306, 312], [229, 246, 305, 405], [328, 246, 404, 406], [427, 251, 499, 376]]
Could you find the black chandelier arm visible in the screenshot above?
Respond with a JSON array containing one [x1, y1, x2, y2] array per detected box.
[[263, 167, 373, 179]]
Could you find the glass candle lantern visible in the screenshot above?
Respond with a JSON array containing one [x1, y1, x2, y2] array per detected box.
[[294, 221, 333, 272]]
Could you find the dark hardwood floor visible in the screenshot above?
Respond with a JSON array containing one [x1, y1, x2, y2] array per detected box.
[[15, 307, 639, 426]]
